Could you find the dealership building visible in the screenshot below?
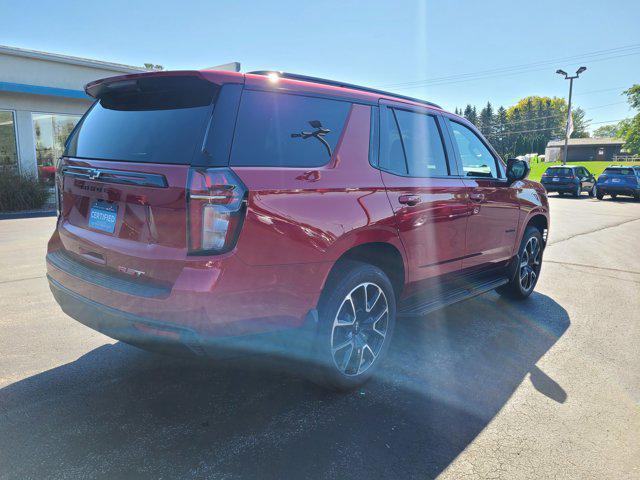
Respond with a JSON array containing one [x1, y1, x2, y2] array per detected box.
[[0, 44, 237, 185], [0, 45, 152, 183]]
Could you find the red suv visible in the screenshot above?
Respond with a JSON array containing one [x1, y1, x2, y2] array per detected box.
[[47, 70, 549, 389]]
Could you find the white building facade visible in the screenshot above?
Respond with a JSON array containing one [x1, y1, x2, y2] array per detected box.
[[0, 45, 148, 184]]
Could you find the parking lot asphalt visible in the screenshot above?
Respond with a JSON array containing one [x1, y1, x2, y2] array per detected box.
[[1, 195, 639, 480]]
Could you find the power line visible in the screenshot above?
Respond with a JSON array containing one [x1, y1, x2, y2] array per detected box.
[[379, 43, 640, 88], [487, 118, 629, 137], [458, 101, 628, 128], [375, 45, 640, 90]]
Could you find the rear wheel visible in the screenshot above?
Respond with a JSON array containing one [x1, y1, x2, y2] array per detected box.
[[573, 183, 581, 197], [496, 226, 543, 300], [312, 260, 396, 390]]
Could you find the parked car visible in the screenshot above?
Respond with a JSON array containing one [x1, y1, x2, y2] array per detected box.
[[46, 70, 549, 390], [540, 165, 596, 197], [596, 165, 640, 200]]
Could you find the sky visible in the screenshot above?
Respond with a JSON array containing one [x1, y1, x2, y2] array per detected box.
[[1, 0, 639, 131]]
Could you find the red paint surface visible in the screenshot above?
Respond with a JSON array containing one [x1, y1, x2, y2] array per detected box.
[[48, 69, 549, 341]]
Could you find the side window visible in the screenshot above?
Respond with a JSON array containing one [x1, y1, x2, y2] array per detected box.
[[379, 107, 406, 174], [449, 120, 499, 178], [393, 109, 449, 177], [379, 107, 448, 177], [230, 90, 351, 167]]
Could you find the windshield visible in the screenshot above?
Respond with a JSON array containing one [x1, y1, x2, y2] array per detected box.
[[603, 167, 635, 175], [545, 167, 573, 176]]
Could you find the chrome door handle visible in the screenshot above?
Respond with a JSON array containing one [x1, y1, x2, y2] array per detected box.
[[398, 194, 421, 206]]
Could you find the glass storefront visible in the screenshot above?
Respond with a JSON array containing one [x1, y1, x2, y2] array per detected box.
[[32, 113, 81, 184], [0, 110, 19, 174]]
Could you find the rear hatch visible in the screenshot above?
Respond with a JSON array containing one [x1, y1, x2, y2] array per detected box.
[[541, 167, 575, 185], [56, 73, 219, 285], [597, 167, 639, 187]]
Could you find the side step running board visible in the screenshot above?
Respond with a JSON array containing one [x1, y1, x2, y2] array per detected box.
[[398, 277, 509, 318]]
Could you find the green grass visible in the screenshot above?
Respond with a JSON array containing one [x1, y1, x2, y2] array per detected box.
[[528, 161, 640, 182]]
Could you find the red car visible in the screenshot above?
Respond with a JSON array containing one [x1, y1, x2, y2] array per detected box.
[[47, 70, 549, 389]]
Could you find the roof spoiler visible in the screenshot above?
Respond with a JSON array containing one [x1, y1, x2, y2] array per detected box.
[[85, 70, 211, 99]]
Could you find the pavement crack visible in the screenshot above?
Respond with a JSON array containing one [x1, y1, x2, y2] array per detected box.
[[549, 217, 640, 246], [543, 260, 640, 276], [0, 275, 45, 285]]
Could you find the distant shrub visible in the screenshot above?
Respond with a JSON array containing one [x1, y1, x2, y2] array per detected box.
[[0, 170, 51, 212]]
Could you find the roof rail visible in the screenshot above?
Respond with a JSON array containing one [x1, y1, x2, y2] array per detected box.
[[248, 71, 442, 109]]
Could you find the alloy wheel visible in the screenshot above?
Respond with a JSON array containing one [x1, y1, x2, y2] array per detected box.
[[331, 282, 389, 376], [519, 236, 541, 292]]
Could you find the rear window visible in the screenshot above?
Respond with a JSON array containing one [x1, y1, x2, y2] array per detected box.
[[65, 76, 217, 164], [230, 91, 351, 167], [545, 168, 573, 176], [603, 167, 635, 175]]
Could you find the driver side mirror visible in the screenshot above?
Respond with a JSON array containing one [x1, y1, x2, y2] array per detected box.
[[506, 158, 530, 184]]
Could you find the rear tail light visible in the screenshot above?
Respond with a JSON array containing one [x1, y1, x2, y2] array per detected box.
[[187, 168, 247, 255], [55, 157, 63, 216]]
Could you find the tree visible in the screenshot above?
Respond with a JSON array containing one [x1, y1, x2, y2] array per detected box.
[[623, 84, 640, 110], [619, 84, 640, 154], [570, 107, 590, 138], [478, 102, 494, 138], [144, 63, 164, 71], [493, 106, 509, 157], [463, 105, 478, 126], [593, 124, 619, 138]]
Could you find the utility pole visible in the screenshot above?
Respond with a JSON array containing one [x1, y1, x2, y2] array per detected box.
[[556, 67, 587, 165]]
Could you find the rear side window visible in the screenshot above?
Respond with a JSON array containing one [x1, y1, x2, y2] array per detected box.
[[230, 91, 351, 167], [379, 108, 448, 177], [66, 76, 217, 164], [394, 109, 448, 176], [448, 121, 499, 178]]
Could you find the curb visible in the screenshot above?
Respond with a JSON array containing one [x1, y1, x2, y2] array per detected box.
[[0, 210, 57, 220]]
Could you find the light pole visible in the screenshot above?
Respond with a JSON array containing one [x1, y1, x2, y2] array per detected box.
[[556, 66, 587, 165]]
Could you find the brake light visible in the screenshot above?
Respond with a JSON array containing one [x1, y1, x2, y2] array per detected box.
[[187, 168, 247, 254]]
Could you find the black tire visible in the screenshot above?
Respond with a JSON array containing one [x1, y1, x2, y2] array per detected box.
[[611, 194, 618, 199], [496, 226, 543, 300], [573, 183, 581, 197], [312, 260, 396, 391], [596, 191, 604, 200]]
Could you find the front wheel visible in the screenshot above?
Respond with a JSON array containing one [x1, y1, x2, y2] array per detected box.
[[496, 226, 543, 300], [312, 260, 396, 390]]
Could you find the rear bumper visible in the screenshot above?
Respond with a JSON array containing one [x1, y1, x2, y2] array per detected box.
[[542, 182, 577, 193], [597, 185, 639, 196], [49, 275, 318, 358], [46, 241, 330, 338]]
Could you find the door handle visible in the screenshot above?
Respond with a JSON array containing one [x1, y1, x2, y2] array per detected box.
[[398, 194, 422, 206], [469, 192, 485, 202]]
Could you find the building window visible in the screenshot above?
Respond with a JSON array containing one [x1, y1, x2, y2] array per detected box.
[[0, 110, 19, 174], [32, 113, 81, 184]]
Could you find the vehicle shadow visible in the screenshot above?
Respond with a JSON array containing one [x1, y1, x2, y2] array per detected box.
[[0, 292, 569, 480]]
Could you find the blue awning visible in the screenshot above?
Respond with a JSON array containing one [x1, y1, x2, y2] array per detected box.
[[0, 81, 90, 100]]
